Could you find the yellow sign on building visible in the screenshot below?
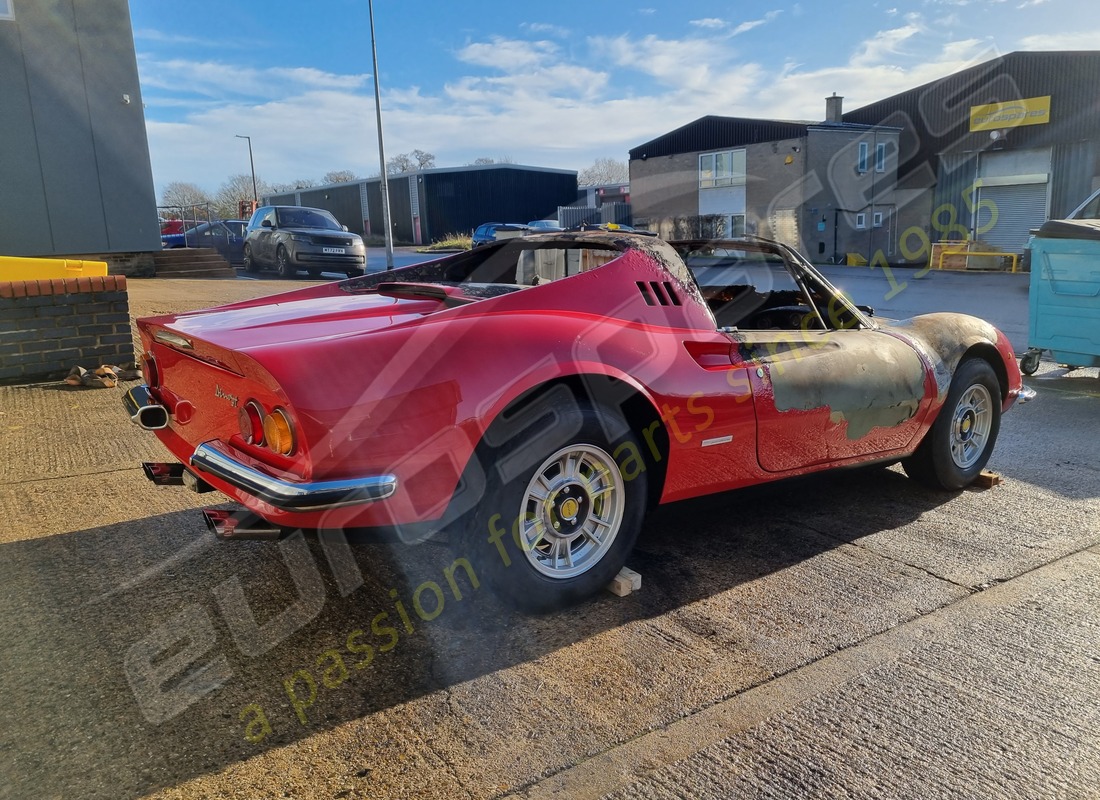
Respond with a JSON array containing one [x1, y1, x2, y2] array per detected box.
[[970, 96, 1051, 131]]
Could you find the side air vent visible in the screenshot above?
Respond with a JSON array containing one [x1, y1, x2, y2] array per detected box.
[[636, 281, 682, 307]]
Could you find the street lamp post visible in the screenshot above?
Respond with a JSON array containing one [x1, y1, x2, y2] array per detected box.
[[235, 134, 258, 205], [368, 0, 395, 270]]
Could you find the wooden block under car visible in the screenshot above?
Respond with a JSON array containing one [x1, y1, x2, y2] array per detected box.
[[606, 566, 642, 597], [975, 469, 1003, 488]]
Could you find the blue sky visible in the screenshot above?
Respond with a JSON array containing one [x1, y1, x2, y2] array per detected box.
[[128, 0, 1097, 199]]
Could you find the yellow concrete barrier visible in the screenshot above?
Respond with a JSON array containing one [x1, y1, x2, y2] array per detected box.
[[0, 255, 108, 281]]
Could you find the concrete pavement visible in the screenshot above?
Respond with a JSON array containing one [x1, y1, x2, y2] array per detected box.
[[0, 275, 1096, 800]]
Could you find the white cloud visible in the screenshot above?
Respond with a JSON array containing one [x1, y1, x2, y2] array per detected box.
[[690, 18, 727, 29], [732, 10, 783, 35], [521, 22, 570, 37], [1017, 28, 1100, 47], [1016, 0, 1049, 5], [456, 37, 559, 70]]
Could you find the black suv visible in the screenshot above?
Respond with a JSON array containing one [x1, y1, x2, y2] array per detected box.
[[243, 206, 367, 278]]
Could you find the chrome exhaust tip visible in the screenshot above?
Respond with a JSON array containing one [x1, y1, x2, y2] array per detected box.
[[135, 404, 169, 430], [123, 385, 169, 430], [202, 509, 283, 540], [142, 462, 186, 486]]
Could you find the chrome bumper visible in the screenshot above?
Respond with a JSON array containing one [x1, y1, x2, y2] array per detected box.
[[189, 441, 397, 511]]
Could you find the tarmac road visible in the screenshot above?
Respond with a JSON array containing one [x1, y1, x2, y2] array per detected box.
[[0, 275, 1096, 799]]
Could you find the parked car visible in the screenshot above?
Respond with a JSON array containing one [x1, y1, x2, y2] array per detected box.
[[526, 219, 564, 232], [570, 221, 657, 236], [161, 220, 247, 265], [472, 222, 529, 247], [124, 232, 1030, 612], [242, 206, 366, 278], [160, 219, 201, 236]]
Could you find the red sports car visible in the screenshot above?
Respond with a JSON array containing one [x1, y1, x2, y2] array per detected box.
[[125, 232, 1029, 611]]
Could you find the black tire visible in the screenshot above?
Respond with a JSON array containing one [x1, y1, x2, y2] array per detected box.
[[903, 358, 1002, 490], [242, 244, 259, 273], [1020, 349, 1041, 376], [276, 245, 295, 278], [452, 401, 647, 613]]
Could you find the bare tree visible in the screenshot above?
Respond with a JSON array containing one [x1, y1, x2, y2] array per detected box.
[[386, 153, 415, 174], [214, 173, 271, 219], [387, 150, 436, 174], [578, 157, 629, 186], [161, 181, 211, 209], [411, 149, 436, 170], [323, 169, 358, 184]]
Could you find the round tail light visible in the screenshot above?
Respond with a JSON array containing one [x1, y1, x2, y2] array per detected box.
[[142, 354, 160, 388], [238, 401, 265, 445], [262, 408, 296, 456]]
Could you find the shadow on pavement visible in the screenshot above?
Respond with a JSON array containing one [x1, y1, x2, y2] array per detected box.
[[0, 467, 951, 798]]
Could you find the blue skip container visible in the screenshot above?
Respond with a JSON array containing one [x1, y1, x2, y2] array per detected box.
[[1019, 219, 1100, 374]]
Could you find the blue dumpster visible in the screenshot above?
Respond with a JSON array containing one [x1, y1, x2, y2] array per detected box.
[[1019, 218, 1100, 374]]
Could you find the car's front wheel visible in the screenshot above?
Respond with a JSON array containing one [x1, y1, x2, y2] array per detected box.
[[454, 403, 647, 613], [276, 245, 295, 278], [903, 358, 1001, 489]]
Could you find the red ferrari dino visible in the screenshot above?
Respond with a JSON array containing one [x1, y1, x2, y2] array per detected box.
[[125, 232, 1028, 611]]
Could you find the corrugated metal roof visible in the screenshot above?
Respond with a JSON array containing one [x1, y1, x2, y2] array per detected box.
[[629, 116, 812, 160]]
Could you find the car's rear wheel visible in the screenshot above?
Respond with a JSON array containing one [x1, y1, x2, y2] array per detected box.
[[903, 358, 1001, 490], [276, 245, 295, 278], [242, 244, 259, 273], [453, 402, 646, 613]]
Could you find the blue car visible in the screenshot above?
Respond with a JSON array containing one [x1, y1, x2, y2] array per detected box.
[[472, 222, 530, 247], [161, 220, 248, 266]]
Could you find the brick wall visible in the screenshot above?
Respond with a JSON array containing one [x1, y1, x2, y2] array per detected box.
[[0, 276, 134, 384]]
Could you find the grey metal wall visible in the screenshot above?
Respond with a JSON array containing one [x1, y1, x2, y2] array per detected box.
[[299, 184, 364, 235], [0, 0, 160, 257], [418, 168, 576, 240], [366, 178, 412, 243]]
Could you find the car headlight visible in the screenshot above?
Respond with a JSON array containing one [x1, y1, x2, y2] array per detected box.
[[289, 233, 311, 243]]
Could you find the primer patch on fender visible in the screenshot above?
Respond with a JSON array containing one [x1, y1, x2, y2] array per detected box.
[[767, 332, 927, 440]]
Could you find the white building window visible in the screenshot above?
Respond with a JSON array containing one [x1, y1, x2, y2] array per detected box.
[[857, 142, 868, 173], [0, 0, 13, 20], [873, 211, 883, 228], [855, 213, 866, 229], [699, 150, 747, 188], [875, 142, 886, 173]]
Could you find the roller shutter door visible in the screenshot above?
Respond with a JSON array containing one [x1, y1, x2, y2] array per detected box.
[[975, 183, 1048, 253]]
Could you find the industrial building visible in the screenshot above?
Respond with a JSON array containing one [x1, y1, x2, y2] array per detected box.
[[630, 50, 1100, 264], [844, 50, 1100, 259], [0, 0, 160, 264], [266, 164, 577, 245], [629, 101, 902, 263]]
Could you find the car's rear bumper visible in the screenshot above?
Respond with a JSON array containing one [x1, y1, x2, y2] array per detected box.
[[124, 384, 397, 511], [189, 441, 397, 511]]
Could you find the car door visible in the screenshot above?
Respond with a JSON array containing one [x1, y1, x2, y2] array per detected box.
[[252, 208, 277, 265], [732, 326, 929, 472], [686, 243, 929, 474]]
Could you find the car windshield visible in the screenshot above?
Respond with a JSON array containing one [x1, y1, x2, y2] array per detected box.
[[276, 208, 342, 230]]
